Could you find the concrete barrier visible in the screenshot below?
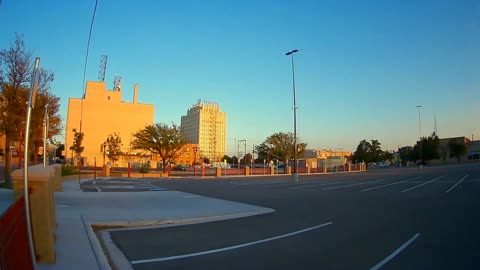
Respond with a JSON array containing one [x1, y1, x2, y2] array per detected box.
[[51, 164, 62, 192], [103, 165, 110, 177], [12, 165, 56, 263]]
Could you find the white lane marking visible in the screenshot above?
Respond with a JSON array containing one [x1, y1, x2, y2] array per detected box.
[[361, 177, 421, 192], [92, 181, 102, 192], [322, 179, 386, 190], [401, 176, 444, 192], [229, 180, 286, 186], [131, 221, 333, 265], [291, 182, 345, 189], [446, 174, 469, 193], [369, 233, 420, 270]]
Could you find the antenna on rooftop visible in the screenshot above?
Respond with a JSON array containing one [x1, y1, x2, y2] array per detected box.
[[113, 75, 121, 91], [98, 55, 108, 82]]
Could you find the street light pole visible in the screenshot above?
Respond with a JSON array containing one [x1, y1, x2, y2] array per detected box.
[[416, 105, 422, 168], [286, 49, 299, 181], [103, 142, 107, 167]]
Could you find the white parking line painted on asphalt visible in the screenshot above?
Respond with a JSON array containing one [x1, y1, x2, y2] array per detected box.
[[361, 177, 421, 192], [322, 179, 386, 191], [130, 221, 333, 265], [229, 180, 286, 186], [369, 233, 420, 270], [400, 176, 444, 192], [183, 195, 202, 198], [291, 182, 347, 189], [446, 174, 469, 193]]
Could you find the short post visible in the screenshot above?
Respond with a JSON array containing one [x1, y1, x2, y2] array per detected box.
[[263, 159, 266, 175], [245, 166, 250, 176], [167, 163, 171, 177], [93, 157, 96, 180], [202, 163, 205, 177], [127, 160, 131, 178]]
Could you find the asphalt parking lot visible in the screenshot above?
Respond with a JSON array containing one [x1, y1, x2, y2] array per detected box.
[[107, 164, 480, 270]]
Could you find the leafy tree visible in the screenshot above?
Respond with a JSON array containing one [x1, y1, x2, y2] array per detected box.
[[30, 92, 61, 164], [381, 151, 394, 162], [0, 34, 31, 182], [255, 132, 307, 173], [351, 140, 371, 164], [439, 144, 448, 164], [369, 140, 383, 163], [398, 146, 414, 162], [131, 123, 187, 172], [69, 128, 84, 164], [106, 132, 123, 167], [0, 34, 58, 181], [416, 133, 439, 162], [222, 155, 233, 164], [449, 140, 467, 162], [203, 157, 210, 164], [351, 139, 392, 166], [231, 156, 239, 165], [240, 153, 253, 166]]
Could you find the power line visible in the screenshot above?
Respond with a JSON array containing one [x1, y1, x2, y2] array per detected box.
[[80, 0, 99, 130]]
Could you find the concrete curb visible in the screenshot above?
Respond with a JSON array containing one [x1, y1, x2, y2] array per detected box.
[[82, 216, 112, 270]]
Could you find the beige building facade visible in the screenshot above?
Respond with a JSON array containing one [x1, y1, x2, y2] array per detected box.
[[65, 81, 154, 167], [181, 101, 226, 162]]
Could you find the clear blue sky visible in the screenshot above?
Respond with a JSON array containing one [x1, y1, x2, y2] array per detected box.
[[1, 0, 479, 154]]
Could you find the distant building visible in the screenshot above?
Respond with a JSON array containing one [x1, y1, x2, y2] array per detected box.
[[181, 101, 226, 162], [303, 148, 353, 168], [65, 81, 154, 167], [437, 136, 480, 162]]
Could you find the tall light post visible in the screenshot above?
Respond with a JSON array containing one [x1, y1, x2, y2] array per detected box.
[[416, 105, 422, 168], [286, 49, 299, 181], [102, 142, 107, 167]]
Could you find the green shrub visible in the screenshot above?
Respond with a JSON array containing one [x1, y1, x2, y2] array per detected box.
[[138, 164, 150, 174], [61, 165, 76, 176]]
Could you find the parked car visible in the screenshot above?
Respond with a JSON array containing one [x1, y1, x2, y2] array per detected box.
[[173, 165, 186, 171]]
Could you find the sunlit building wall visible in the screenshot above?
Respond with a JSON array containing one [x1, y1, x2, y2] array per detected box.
[[65, 81, 154, 167]]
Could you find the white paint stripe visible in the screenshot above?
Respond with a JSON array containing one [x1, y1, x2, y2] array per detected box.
[[183, 195, 202, 198], [131, 221, 333, 265], [322, 179, 386, 190], [291, 182, 343, 189], [446, 174, 468, 193], [369, 233, 420, 270], [401, 176, 444, 192], [361, 177, 421, 192], [229, 180, 285, 186]]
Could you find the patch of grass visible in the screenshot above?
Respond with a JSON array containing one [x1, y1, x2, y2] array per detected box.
[[0, 181, 12, 189], [61, 165, 76, 176]]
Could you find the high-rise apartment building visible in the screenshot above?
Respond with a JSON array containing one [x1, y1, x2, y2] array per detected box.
[[181, 101, 226, 162]]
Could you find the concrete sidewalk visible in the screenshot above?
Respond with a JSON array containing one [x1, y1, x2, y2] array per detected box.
[[38, 179, 275, 270]]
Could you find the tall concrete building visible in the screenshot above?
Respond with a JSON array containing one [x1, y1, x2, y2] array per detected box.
[[181, 101, 226, 162], [65, 81, 154, 167]]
